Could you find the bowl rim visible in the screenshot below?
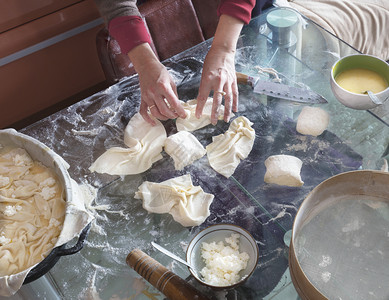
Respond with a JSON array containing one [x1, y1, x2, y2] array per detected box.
[[186, 223, 259, 289]]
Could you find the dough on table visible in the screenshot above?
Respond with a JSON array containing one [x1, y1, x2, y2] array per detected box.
[[296, 106, 330, 136], [264, 154, 304, 187], [164, 131, 206, 170], [176, 98, 233, 132], [89, 113, 167, 175], [134, 174, 214, 227], [206, 116, 255, 178]]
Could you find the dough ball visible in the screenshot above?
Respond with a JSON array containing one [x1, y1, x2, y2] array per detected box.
[[264, 155, 304, 187], [296, 106, 330, 136], [164, 131, 206, 170]]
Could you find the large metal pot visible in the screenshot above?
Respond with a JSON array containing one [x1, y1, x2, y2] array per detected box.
[[289, 170, 389, 300], [0, 129, 91, 286]]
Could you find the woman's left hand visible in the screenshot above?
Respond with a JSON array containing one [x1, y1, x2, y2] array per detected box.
[[196, 45, 239, 125], [195, 14, 244, 125]]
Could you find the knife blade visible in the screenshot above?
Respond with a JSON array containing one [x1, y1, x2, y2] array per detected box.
[[236, 72, 327, 104]]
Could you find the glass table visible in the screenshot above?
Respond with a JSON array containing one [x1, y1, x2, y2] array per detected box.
[[4, 7, 389, 300]]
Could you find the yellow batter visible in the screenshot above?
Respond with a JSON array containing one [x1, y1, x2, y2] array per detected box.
[[335, 68, 388, 94]]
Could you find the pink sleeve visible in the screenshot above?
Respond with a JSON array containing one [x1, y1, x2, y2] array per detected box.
[[108, 16, 151, 55], [217, 0, 256, 24]]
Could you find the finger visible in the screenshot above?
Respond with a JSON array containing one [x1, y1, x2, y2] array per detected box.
[[196, 81, 212, 119], [164, 86, 186, 119], [149, 103, 169, 120], [211, 88, 224, 125], [232, 79, 239, 113], [139, 101, 156, 126], [154, 96, 178, 119], [223, 84, 233, 123]]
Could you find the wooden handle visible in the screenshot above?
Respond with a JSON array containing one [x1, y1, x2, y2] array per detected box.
[[127, 249, 210, 300], [236, 72, 249, 85]]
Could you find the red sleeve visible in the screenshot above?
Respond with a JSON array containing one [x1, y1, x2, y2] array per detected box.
[[217, 0, 256, 24], [108, 16, 151, 55]]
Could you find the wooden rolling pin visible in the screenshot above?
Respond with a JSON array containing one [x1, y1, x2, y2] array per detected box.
[[127, 249, 211, 300]]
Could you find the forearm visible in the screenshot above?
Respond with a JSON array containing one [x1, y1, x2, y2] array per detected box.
[[128, 43, 160, 74], [211, 15, 244, 53]]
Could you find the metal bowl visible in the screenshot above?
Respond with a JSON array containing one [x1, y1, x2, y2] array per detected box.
[[186, 224, 259, 289], [0, 129, 90, 284], [330, 54, 389, 110], [289, 170, 389, 300]]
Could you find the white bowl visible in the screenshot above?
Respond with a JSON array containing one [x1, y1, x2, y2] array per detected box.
[[330, 54, 389, 110], [186, 224, 259, 289]]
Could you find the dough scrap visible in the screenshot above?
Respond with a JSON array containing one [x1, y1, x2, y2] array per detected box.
[[296, 106, 330, 136], [206, 116, 255, 178], [176, 98, 233, 132], [264, 154, 304, 187], [134, 174, 214, 227], [164, 131, 206, 170], [89, 113, 167, 175]]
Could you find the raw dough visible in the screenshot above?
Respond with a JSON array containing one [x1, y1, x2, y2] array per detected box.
[[176, 98, 233, 132], [164, 131, 206, 170], [264, 155, 304, 187], [0, 147, 65, 277], [206, 116, 255, 178], [134, 174, 214, 227], [296, 106, 330, 136], [89, 113, 167, 175]]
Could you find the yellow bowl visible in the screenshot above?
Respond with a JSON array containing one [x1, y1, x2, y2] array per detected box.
[[330, 54, 389, 109]]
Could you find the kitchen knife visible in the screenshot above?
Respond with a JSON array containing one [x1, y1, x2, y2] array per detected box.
[[236, 72, 327, 104]]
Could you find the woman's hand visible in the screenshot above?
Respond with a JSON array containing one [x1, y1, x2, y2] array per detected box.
[[196, 45, 238, 125], [128, 43, 186, 125], [196, 15, 244, 125]]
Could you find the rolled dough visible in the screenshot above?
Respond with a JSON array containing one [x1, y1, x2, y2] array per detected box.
[[164, 131, 206, 170], [264, 154, 304, 187], [296, 106, 330, 136]]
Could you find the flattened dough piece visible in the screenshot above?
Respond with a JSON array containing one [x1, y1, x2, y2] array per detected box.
[[296, 106, 330, 136], [164, 131, 206, 170], [206, 116, 255, 178], [134, 174, 214, 227], [176, 98, 233, 132], [264, 155, 304, 187], [89, 113, 167, 175]]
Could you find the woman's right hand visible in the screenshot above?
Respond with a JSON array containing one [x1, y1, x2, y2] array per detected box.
[[128, 43, 186, 125]]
